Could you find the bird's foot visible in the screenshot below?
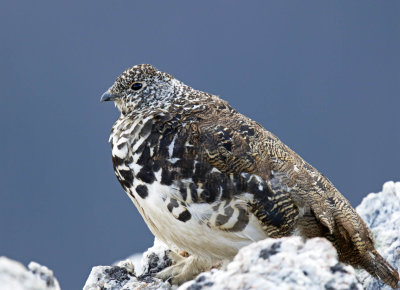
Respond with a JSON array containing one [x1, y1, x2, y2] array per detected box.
[[156, 251, 208, 285]]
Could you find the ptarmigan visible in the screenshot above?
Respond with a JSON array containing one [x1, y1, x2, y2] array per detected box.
[[101, 64, 399, 288]]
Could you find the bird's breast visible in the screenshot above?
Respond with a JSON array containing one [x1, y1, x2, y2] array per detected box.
[[109, 115, 269, 258]]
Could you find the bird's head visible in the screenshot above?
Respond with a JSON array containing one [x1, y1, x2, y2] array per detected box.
[[101, 64, 178, 114]]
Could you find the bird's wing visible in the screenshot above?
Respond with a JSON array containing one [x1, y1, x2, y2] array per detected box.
[[245, 121, 360, 239], [153, 109, 337, 238], [192, 110, 356, 239], [191, 117, 300, 237]]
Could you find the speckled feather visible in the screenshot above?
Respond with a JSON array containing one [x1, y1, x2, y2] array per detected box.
[[103, 64, 399, 288]]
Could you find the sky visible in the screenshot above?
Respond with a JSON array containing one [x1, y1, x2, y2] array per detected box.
[[0, 1, 399, 289]]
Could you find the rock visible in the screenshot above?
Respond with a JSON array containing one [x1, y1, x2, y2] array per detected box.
[[140, 238, 173, 276], [113, 253, 143, 276], [83, 263, 171, 290], [85, 237, 362, 290], [0, 256, 60, 290], [84, 239, 172, 290], [356, 181, 400, 290], [180, 237, 362, 290]]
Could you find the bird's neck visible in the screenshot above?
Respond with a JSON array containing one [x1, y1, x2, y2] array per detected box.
[[118, 80, 216, 117]]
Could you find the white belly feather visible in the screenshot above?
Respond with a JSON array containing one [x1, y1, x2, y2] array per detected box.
[[128, 175, 268, 261]]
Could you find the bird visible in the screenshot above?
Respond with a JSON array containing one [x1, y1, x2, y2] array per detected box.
[[101, 64, 399, 288]]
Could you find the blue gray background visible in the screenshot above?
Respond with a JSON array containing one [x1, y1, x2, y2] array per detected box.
[[1, 1, 399, 289]]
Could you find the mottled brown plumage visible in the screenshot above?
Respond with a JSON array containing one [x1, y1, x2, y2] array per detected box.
[[101, 64, 399, 288]]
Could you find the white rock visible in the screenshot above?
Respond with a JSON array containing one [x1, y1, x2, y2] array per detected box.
[[356, 181, 400, 290], [114, 253, 143, 275], [140, 238, 172, 276], [0, 256, 60, 290], [84, 238, 173, 290], [111, 238, 171, 278], [83, 263, 171, 290], [180, 237, 362, 290]]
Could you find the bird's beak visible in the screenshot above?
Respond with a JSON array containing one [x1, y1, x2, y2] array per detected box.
[[100, 90, 122, 102]]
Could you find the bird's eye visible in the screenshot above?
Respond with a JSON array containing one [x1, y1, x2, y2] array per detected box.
[[130, 82, 143, 91]]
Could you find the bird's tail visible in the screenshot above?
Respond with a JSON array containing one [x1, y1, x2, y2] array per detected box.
[[360, 249, 399, 289], [333, 206, 399, 289]]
